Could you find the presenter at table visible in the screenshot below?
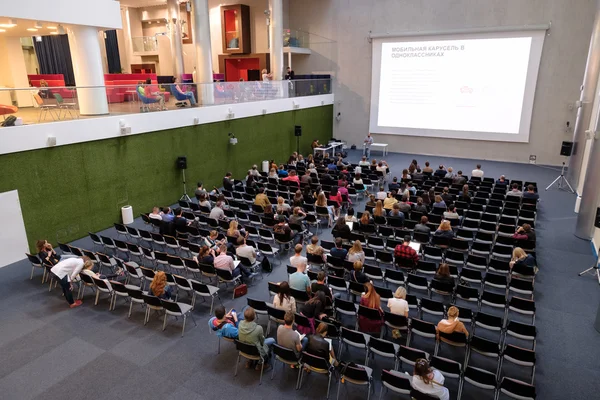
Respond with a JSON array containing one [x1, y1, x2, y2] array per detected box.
[[363, 133, 374, 159]]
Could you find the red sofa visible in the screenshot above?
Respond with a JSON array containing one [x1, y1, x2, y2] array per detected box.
[[28, 74, 76, 98], [104, 74, 170, 103]]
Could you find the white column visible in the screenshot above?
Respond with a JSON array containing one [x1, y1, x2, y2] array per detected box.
[[67, 25, 108, 115], [191, 0, 214, 104], [288, 51, 292, 70], [168, 0, 185, 79], [269, 0, 284, 80], [0, 37, 33, 107]]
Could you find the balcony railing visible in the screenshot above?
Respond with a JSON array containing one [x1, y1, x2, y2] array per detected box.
[[283, 29, 309, 48], [132, 36, 158, 52], [0, 79, 332, 126]]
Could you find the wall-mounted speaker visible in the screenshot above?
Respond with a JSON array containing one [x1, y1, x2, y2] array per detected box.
[[294, 125, 302, 137], [560, 141, 573, 156], [176, 156, 187, 170]]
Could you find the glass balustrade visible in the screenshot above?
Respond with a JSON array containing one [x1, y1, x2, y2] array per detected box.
[[132, 36, 159, 52]]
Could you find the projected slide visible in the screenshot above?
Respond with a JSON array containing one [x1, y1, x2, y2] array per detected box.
[[378, 37, 531, 133], [370, 31, 545, 142]]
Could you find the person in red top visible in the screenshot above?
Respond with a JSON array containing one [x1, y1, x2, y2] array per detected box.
[[282, 170, 300, 188], [394, 235, 419, 269], [144, 78, 166, 110], [337, 181, 352, 205], [328, 187, 343, 207]]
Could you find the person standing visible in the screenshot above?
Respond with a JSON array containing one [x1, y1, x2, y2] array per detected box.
[[50, 256, 93, 308], [363, 133, 374, 159], [285, 67, 295, 80]]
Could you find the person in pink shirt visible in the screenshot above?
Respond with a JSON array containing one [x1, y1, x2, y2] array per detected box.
[[282, 170, 300, 188], [337, 181, 352, 205]]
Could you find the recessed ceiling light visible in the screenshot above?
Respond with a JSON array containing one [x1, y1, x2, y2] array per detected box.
[[47, 26, 57, 30], [0, 24, 15, 28], [0, 29, 5, 33], [34, 21, 42, 29], [50, 31, 58, 35], [27, 28, 38, 32]]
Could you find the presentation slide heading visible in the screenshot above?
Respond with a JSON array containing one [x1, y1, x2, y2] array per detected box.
[[391, 45, 465, 58]]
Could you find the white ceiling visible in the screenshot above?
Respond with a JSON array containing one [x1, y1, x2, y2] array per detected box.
[[117, 0, 169, 8]]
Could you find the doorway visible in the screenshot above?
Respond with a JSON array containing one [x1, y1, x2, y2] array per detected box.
[[225, 58, 259, 81]]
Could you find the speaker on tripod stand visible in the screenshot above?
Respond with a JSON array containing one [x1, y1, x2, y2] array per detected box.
[[176, 156, 192, 202], [294, 125, 302, 154], [545, 141, 575, 193]]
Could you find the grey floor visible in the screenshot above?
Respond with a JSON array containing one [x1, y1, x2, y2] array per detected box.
[[1, 150, 599, 400]]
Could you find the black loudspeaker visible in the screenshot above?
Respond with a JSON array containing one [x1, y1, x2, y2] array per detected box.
[[294, 125, 302, 137], [595, 207, 600, 229], [560, 141, 573, 156], [176, 156, 187, 170], [247, 69, 260, 81]]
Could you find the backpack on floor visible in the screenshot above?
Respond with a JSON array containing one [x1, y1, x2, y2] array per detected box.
[[1, 115, 16, 127], [261, 256, 272, 273]]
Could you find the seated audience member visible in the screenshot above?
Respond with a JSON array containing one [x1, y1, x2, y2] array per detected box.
[[307, 236, 326, 261], [413, 197, 428, 213], [222, 172, 235, 191], [350, 261, 369, 284], [360, 210, 374, 226], [358, 156, 370, 167], [144, 78, 166, 109], [433, 263, 455, 288], [437, 306, 469, 339], [507, 183, 523, 197], [149, 207, 163, 220], [282, 170, 300, 187], [300, 291, 328, 324], [317, 192, 336, 226], [412, 168, 424, 181], [432, 195, 447, 209], [209, 201, 226, 220], [388, 177, 401, 191], [388, 286, 409, 317], [236, 236, 257, 264], [373, 200, 385, 217], [172, 77, 196, 105], [496, 175, 508, 186], [328, 188, 344, 209], [300, 170, 313, 185], [289, 244, 308, 269], [471, 164, 484, 178], [330, 237, 348, 260], [414, 216, 431, 235], [254, 187, 270, 209], [37, 240, 65, 265], [264, 203, 275, 219], [376, 186, 387, 201], [239, 307, 274, 369], [289, 261, 311, 293], [510, 247, 536, 270], [327, 159, 337, 171], [345, 208, 358, 223], [246, 172, 257, 189], [277, 311, 305, 358], [307, 163, 317, 175], [407, 181, 417, 195], [195, 181, 208, 200], [311, 271, 334, 301], [523, 184, 539, 200], [459, 184, 472, 204], [443, 205, 460, 220], [276, 197, 292, 215], [366, 194, 378, 208], [358, 283, 384, 333], [289, 206, 307, 226], [306, 322, 339, 366], [337, 181, 351, 204], [401, 169, 411, 180], [352, 173, 364, 187], [388, 203, 405, 222], [194, 245, 215, 265], [423, 161, 434, 174], [441, 187, 453, 205], [411, 358, 450, 400], [277, 165, 289, 177], [50, 256, 93, 308], [383, 192, 398, 210], [377, 161, 389, 175], [268, 168, 279, 180], [149, 271, 172, 300], [394, 235, 419, 268], [272, 281, 297, 313], [434, 165, 446, 178], [347, 240, 366, 263], [444, 167, 456, 179], [434, 220, 455, 239], [453, 170, 467, 185], [210, 306, 240, 338], [205, 230, 225, 250], [332, 216, 351, 238], [274, 215, 295, 244], [214, 244, 252, 281], [161, 206, 174, 222], [513, 223, 536, 242], [198, 194, 211, 209], [248, 164, 261, 177], [398, 195, 412, 213]]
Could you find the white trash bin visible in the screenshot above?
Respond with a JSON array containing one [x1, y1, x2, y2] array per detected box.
[[262, 160, 270, 173], [121, 205, 134, 225]]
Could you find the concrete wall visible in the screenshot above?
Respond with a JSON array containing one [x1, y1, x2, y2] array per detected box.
[[289, 0, 598, 166]]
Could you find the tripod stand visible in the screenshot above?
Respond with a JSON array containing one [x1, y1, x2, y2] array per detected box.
[[579, 255, 600, 285], [179, 169, 192, 202], [545, 162, 575, 193]]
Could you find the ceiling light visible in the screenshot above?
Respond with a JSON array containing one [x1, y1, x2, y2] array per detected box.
[[34, 21, 42, 29], [0, 18, 17, 28], [47, 26, 57, 30], [27, 28, 38, 32], [0, 29, 5, 33], [50, 31, 58, 35]]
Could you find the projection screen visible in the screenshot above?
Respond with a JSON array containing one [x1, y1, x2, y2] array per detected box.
[[369, 29, 546, 142]]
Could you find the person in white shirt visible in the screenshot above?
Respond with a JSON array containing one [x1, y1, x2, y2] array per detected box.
[[506, 183, 523, 197], [471, 164, 484, 178], [50, 256, 93, 308], [376, 187, 387, 201], [387, 286, 409, 317], [148, 207, 162, 220], [236, 236, 257, 264], [289, 244, 308, 269], [209, 201, 225, 220], [363, 133, 374, 158], [248, 164, 261, 177], [358, 156, 370, 167], [411, 358, 450, 400]]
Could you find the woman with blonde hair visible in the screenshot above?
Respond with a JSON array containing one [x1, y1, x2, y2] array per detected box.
[[227, 220, 247, 239], [434, 220, 454, 239], [268, 167, 279, 180], [387, 286, 409, 317], [347, 240, 365, 263], [149, 271, 172, 300], [358, 282, 384, 333], [433, 194, 447, 209], [261, 68, 272, 81], [373, 200, 385, 217], [316, 192, 335, 226], [436, 306, 469, 339], [510, 247, 536, 270], [277, 196, 291, 214], [360, 210, 373, 225]]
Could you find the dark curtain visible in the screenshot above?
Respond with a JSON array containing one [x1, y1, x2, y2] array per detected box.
[[104, 30, 122, 74], [33, 34, 76, 86]]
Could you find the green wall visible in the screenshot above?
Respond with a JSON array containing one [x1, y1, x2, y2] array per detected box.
[[0, 106, 333, 251]]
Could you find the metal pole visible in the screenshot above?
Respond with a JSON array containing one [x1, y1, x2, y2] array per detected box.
[[568, 0, 600, 188]]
